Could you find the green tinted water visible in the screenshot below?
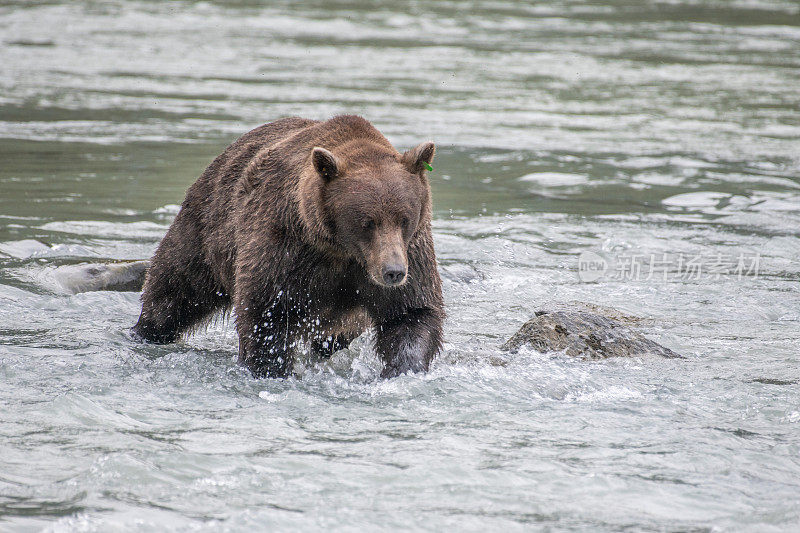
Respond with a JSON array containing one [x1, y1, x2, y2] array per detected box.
[[1, 1, 799, 531]]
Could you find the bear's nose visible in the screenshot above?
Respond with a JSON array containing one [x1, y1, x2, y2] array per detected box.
[[382, 265, 406, 286]]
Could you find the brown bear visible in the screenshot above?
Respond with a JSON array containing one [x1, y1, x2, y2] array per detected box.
[[132, 115, 444, 379]]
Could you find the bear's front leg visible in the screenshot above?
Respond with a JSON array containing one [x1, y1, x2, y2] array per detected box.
[[235, 302, 297, 379], [375, 308, 443, 379], [310, 332, 358, 358]]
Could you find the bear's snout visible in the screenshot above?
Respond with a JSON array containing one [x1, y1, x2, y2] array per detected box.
[[365, 231, 408, 288], [382, 264, 406, 286], [369, 250, 407, 287]]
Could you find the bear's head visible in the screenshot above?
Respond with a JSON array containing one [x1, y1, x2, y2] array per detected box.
[[300, 140, 435, 288]]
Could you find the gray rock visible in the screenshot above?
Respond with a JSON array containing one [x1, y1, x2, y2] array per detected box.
[[53, 261, 150, 294], [501, 310, 682, 359]]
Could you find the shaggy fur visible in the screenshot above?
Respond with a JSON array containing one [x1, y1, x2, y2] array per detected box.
[[133, 115, 444, 378]]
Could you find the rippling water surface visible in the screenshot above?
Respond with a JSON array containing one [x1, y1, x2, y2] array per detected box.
[[1, 1, 799, 531]]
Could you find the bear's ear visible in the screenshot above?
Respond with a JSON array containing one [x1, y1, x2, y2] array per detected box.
[[402, 141, 435, 175], [311, 147, 339, 182]]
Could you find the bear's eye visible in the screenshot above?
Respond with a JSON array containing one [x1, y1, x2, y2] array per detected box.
[[401, 216, 409, 228], [363, 219, 376, 231]]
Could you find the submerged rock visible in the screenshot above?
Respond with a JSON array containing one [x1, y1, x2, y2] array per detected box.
[[440, 262, 483, 284], [0, 239, 52, 259], [53, 261, 149, 294], [501, 310, 682, 359]]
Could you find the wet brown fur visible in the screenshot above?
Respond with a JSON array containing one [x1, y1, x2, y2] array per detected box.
[[133, 115, 444, 378]]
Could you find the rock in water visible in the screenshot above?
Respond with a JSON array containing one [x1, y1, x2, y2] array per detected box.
[[53, 261, 149, 294], [501, 310, 682, 359]]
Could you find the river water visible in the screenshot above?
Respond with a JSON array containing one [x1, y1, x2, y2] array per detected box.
[[1, 1, 799, 531]]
